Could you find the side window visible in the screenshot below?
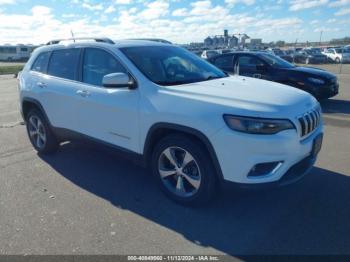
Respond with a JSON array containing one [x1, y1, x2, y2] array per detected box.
[[82, 48, 127, 86], [214, 55, 233, 69], [31, 52, 50, 73], [238, 55, 264, 67], [47, 48, 80, 80]]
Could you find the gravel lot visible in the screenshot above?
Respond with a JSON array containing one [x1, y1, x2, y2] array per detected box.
[[0, 65, 350, 255]]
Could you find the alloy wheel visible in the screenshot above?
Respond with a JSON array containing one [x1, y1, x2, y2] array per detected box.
[[158, 146, 201, 198], [28, 115, 47, 149]]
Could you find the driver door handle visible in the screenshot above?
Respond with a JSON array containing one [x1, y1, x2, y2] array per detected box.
[[76, 90, 91, 97], [37, 82, 47, 88]]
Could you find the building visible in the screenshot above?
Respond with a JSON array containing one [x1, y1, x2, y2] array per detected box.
[[203, 30, 242, 49], [250, 38, 262, 46]]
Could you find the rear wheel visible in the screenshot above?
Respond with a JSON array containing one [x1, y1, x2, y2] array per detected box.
[[151, 134, 218, 206], [26, 109, 59, 154]]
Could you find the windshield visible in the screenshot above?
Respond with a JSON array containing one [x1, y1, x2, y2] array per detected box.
[[335, 48, 343, 54], [311, 48, 322, 54], [273, 50, 285, 56], [121, 46, 227, 86], [207, 50, 219, 56], [305, 49, 321, 55], [259, 53, 295, 68]]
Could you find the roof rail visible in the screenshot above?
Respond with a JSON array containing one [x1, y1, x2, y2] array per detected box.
[[46, 37, 115, 45]]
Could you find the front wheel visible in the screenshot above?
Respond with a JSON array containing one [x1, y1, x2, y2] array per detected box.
[[335, 57, 341, 64], [26, 109, 59, 154], [151, 134, 218, 206]]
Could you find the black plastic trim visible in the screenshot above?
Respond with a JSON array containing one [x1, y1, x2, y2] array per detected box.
[[144, 122, 224, 181], [52, 127, 144, 165], [21, 97, 52, 125]]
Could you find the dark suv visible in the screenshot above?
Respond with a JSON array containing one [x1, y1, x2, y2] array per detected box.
[[208, 52, 338, 100]]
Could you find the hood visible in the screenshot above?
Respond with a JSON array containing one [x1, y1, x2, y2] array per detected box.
[[162, 76, 317, 117], [288, 66, 335, 79]]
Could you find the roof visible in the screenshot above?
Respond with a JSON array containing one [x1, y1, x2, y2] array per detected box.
[[31, 39, 170, 55]]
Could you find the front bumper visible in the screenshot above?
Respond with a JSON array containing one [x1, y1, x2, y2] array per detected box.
[[224, 154, 316, 190], [211, 125, 323, 185], [342, 57, 350, 63], [311, 82, 339, 99]]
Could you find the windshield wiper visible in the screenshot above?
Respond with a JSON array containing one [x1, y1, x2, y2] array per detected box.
[[157, 80, 194, 86], [205, 75, 226, 81]]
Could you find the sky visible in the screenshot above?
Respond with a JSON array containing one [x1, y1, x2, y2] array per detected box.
[[0, 0, 349, 45]]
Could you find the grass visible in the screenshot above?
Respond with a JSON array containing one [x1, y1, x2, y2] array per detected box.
[[0, 65, 24, 75]]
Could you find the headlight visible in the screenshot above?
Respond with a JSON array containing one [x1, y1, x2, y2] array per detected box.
[[308, 77, 325, 85], [223, 115, 295, 134]]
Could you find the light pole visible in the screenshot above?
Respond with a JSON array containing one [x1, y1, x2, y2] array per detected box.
[[319, 30, 323, 47]]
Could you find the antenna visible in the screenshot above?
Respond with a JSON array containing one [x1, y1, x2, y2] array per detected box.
[[71, 30, 75, 43]]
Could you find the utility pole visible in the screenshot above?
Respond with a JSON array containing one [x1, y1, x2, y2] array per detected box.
[[293, 38, 298, 64], [71, 30, 75, 42], [319, 30, 323, 47]]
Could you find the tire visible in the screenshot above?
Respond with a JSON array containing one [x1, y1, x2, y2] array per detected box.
[[335, 57, 341, 64], [26, 109, 59, 154], [151, 134, 218, 206]]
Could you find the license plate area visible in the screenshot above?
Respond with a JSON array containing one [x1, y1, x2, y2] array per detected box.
[[311, 133, 323, 157]]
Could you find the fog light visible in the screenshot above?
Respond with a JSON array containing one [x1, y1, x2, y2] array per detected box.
[[248, 161, 283, 177]]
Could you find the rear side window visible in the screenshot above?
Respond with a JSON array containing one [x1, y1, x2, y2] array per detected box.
[[238, 55, 264, 67], [214, 55, 233, 68], [82, 48, 127, 86], [31, 52, 50, 73], [47, 48, 80, 80]]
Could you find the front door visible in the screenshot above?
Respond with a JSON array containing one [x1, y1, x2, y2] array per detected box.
[[235, 54, 269, 79], [75, 47, 140, 153]]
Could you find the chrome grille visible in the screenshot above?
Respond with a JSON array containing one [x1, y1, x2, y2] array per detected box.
[[298, 108, 321, 137]]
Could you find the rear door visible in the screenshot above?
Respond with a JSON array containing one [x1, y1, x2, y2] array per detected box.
[[40, 48, 82, 131]]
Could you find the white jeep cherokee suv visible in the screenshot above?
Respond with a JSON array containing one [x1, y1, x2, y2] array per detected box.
[[18, 38, 323, 205]]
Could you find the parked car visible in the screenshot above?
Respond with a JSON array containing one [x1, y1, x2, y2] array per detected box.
[[19, 38, 323, 205], [193, 50, 202, 56], [285, 49, 307, 63], [298, 48, 328, 64], [322, 48, 350, 63], [267, 48, 293, 63], [201, 50, 220, 59], [208, 52, 338, 100], [220, 49, 236, 54]]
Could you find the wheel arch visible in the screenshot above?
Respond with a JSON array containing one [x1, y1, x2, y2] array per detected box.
[[143, 123, 224, 181], [22, 97, 51, 126]]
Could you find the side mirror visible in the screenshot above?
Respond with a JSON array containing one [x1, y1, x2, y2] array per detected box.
[[256, 64, 267, 72], [102, 72, 137, 89]]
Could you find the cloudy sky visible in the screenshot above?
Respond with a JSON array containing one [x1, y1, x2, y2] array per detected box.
[[0, 0, 349, 45]]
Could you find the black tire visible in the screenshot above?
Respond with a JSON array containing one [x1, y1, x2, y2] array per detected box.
[[151, 134, 218, 206], [26, 109, 59, 154], [335, 57, 341, 64]]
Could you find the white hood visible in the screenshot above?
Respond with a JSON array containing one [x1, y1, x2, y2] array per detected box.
[[162, 76, 318, 118]]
